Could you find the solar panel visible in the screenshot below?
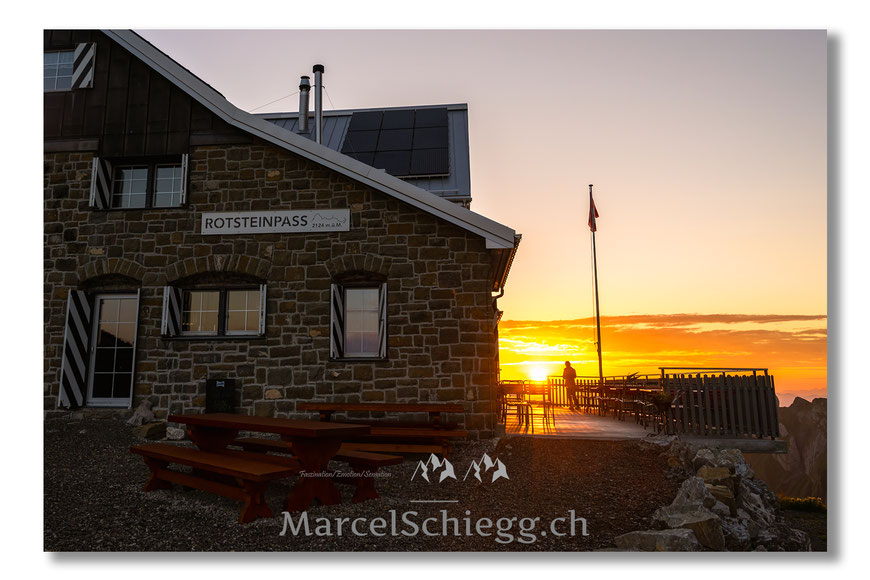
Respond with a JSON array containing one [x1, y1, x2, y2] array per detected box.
[[381, 109, 415, 130], [347, 111, 383, 131], [341, 130, 380, 153], [412, 126, 449, 150], [373, 151, 411, 176], [341, 108, 450, 177], [377, 129, 413, 152], [414, 107, 448, 128], [409, 148, 449, 175], [346, 152, 375, 165]]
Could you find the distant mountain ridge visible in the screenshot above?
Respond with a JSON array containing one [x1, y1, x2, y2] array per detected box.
[[744, 397, 827, 501]]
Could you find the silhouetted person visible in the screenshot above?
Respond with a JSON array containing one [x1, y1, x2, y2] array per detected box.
[[563, 361, 579, 410]]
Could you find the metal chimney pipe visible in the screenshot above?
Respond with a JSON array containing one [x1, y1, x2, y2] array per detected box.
[[298, 76, 310, 133], [313, 64, 324, 144]]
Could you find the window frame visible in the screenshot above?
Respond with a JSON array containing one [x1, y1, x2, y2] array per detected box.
[[178, 286, 264, 339], [108, 156, 187, 211], [330, 280, 388, 361], [44, 49, 75, 92]]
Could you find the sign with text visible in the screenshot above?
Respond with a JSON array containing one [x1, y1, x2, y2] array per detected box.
[[201, 210, 350, 235]]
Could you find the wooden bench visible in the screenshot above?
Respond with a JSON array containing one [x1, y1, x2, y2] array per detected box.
[[234, 437, 402, 503], [130, 443, 298, 523], [296, 402, 468, 457]]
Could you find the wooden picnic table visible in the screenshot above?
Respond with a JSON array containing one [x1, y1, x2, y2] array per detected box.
[[296, 402, 464, 428], [169, 413, 370, 512]]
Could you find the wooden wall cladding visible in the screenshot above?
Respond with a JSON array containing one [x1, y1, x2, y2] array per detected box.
[[44, 30, 251, 155]]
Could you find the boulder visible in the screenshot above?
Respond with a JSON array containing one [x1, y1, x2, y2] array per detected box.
[[720, 518, 752, 551], [126, 400, 155, 426], [133, 422, 166, 440], [706, 484, 737, 517], [672, 476, 717, 509], [697, 465, 735, 490], [166, 427, 186, 440], [651, 506, 725, 551], [614, 529, 702, 552], [692, 448, 718, 470]]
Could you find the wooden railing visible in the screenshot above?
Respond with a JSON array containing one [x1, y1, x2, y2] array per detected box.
[[659, 371, 779, 439], [535, 368, 780, 440]]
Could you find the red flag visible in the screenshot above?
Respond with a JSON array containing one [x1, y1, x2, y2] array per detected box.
[[588, 190, 599, 232]]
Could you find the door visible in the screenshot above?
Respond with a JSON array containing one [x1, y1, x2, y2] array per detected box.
[[86, 293, 140, 407]]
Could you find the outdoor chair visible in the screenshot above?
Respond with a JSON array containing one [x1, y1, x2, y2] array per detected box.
[[497, 381, 531, 428], [524, 382, 557, 432]]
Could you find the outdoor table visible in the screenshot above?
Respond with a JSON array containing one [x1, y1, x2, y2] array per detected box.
[[296, 402, 464, 429], [168, 413, 370, 512]]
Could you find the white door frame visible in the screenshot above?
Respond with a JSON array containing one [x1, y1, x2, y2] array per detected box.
[[85, 291, 140, 408]]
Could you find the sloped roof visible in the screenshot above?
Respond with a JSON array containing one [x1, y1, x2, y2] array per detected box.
[[258, 104, 472, 204], [107, 30, 518, 254]]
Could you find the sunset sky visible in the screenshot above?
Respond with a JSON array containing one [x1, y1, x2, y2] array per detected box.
[[138, 29, 827, 401]]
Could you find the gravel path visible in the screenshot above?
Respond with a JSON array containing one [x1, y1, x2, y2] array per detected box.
[[44, 415, 681, 551]]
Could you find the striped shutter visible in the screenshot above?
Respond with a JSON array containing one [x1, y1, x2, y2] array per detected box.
[[71, 42, 96, 89], [89, 157, 112, 210], [330, 284, 344, 359], [179, 153, 190, 205], [58, 290, 92, 408], [378, 282, 388, 359], [161, 286, 184, 336], [258, 283, 267, 336]]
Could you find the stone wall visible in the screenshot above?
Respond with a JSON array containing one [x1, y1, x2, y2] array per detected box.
[[43, 142, 498, 437]]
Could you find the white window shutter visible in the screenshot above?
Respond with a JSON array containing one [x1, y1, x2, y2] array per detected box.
[[161, 286, 183, 337], [89, 157, 112, 210], [258, 283, 267, 336], [59, 290, 91, 408], [330, 284, 344, 359], [378, 282, 388, 359], [71, 42, 96, 89], [180, 153, 189, 205]]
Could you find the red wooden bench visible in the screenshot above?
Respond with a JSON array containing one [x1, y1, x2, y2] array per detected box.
[[130, 443, 298, 523]]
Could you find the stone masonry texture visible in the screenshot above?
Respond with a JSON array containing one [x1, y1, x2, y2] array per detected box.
[[43, 142, 499, 438]]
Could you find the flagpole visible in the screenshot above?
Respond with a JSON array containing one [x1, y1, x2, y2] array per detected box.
[[589, 184, 604, 389]]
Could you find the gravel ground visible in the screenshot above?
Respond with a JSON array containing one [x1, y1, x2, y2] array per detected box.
[[44, 415, 682, 552]]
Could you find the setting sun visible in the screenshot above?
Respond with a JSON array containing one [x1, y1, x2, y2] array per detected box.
[[529, 366, 550, 382]]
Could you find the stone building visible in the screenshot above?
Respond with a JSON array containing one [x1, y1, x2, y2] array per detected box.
[[43, 30, 520, 438]]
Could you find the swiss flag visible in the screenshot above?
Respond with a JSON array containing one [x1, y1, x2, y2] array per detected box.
[[588, 189, 599, 232]]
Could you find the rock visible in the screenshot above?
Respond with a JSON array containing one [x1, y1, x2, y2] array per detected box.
[[672, 476, 717, 509], [166, 427, 186, 440], [651, 506, 725, 551], [744, 397, 827, 501], [755, 523, 812, 552], [710, 500, 732, 518], [126, 400, 155, 426], [692, 448, 717, 470], [697, 465, 735, 490], [264, 388, 282, 400], [720, 518, 752, 551], [614, 529, 702, 552], [706, 484, 737, 517], [133, 422, 166, 440]]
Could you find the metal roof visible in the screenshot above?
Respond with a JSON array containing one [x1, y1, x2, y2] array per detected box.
[[257, 104, 472, 205]]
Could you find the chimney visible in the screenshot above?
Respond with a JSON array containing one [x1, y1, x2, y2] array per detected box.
[[297, 76, 311, 133], [313, 64, 324, 144]]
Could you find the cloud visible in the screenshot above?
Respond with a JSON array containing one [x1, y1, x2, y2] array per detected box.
[[498, 313, 827, 396]]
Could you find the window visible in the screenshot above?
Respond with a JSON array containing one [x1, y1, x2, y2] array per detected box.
[[330, 282, 387, 359], [90, 155, 189, 210], [44, 50, 74, 91], [44, 43, 95, 91], [161, 285, 266, 338]]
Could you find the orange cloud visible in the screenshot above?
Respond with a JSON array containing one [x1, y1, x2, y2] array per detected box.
[[498, 314, 827, 402]]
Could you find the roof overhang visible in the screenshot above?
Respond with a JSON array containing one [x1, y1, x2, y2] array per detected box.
[[106, 30, 518, 250]]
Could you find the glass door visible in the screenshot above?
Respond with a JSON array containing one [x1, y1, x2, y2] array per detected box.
[[86, 293, 139, 407]]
